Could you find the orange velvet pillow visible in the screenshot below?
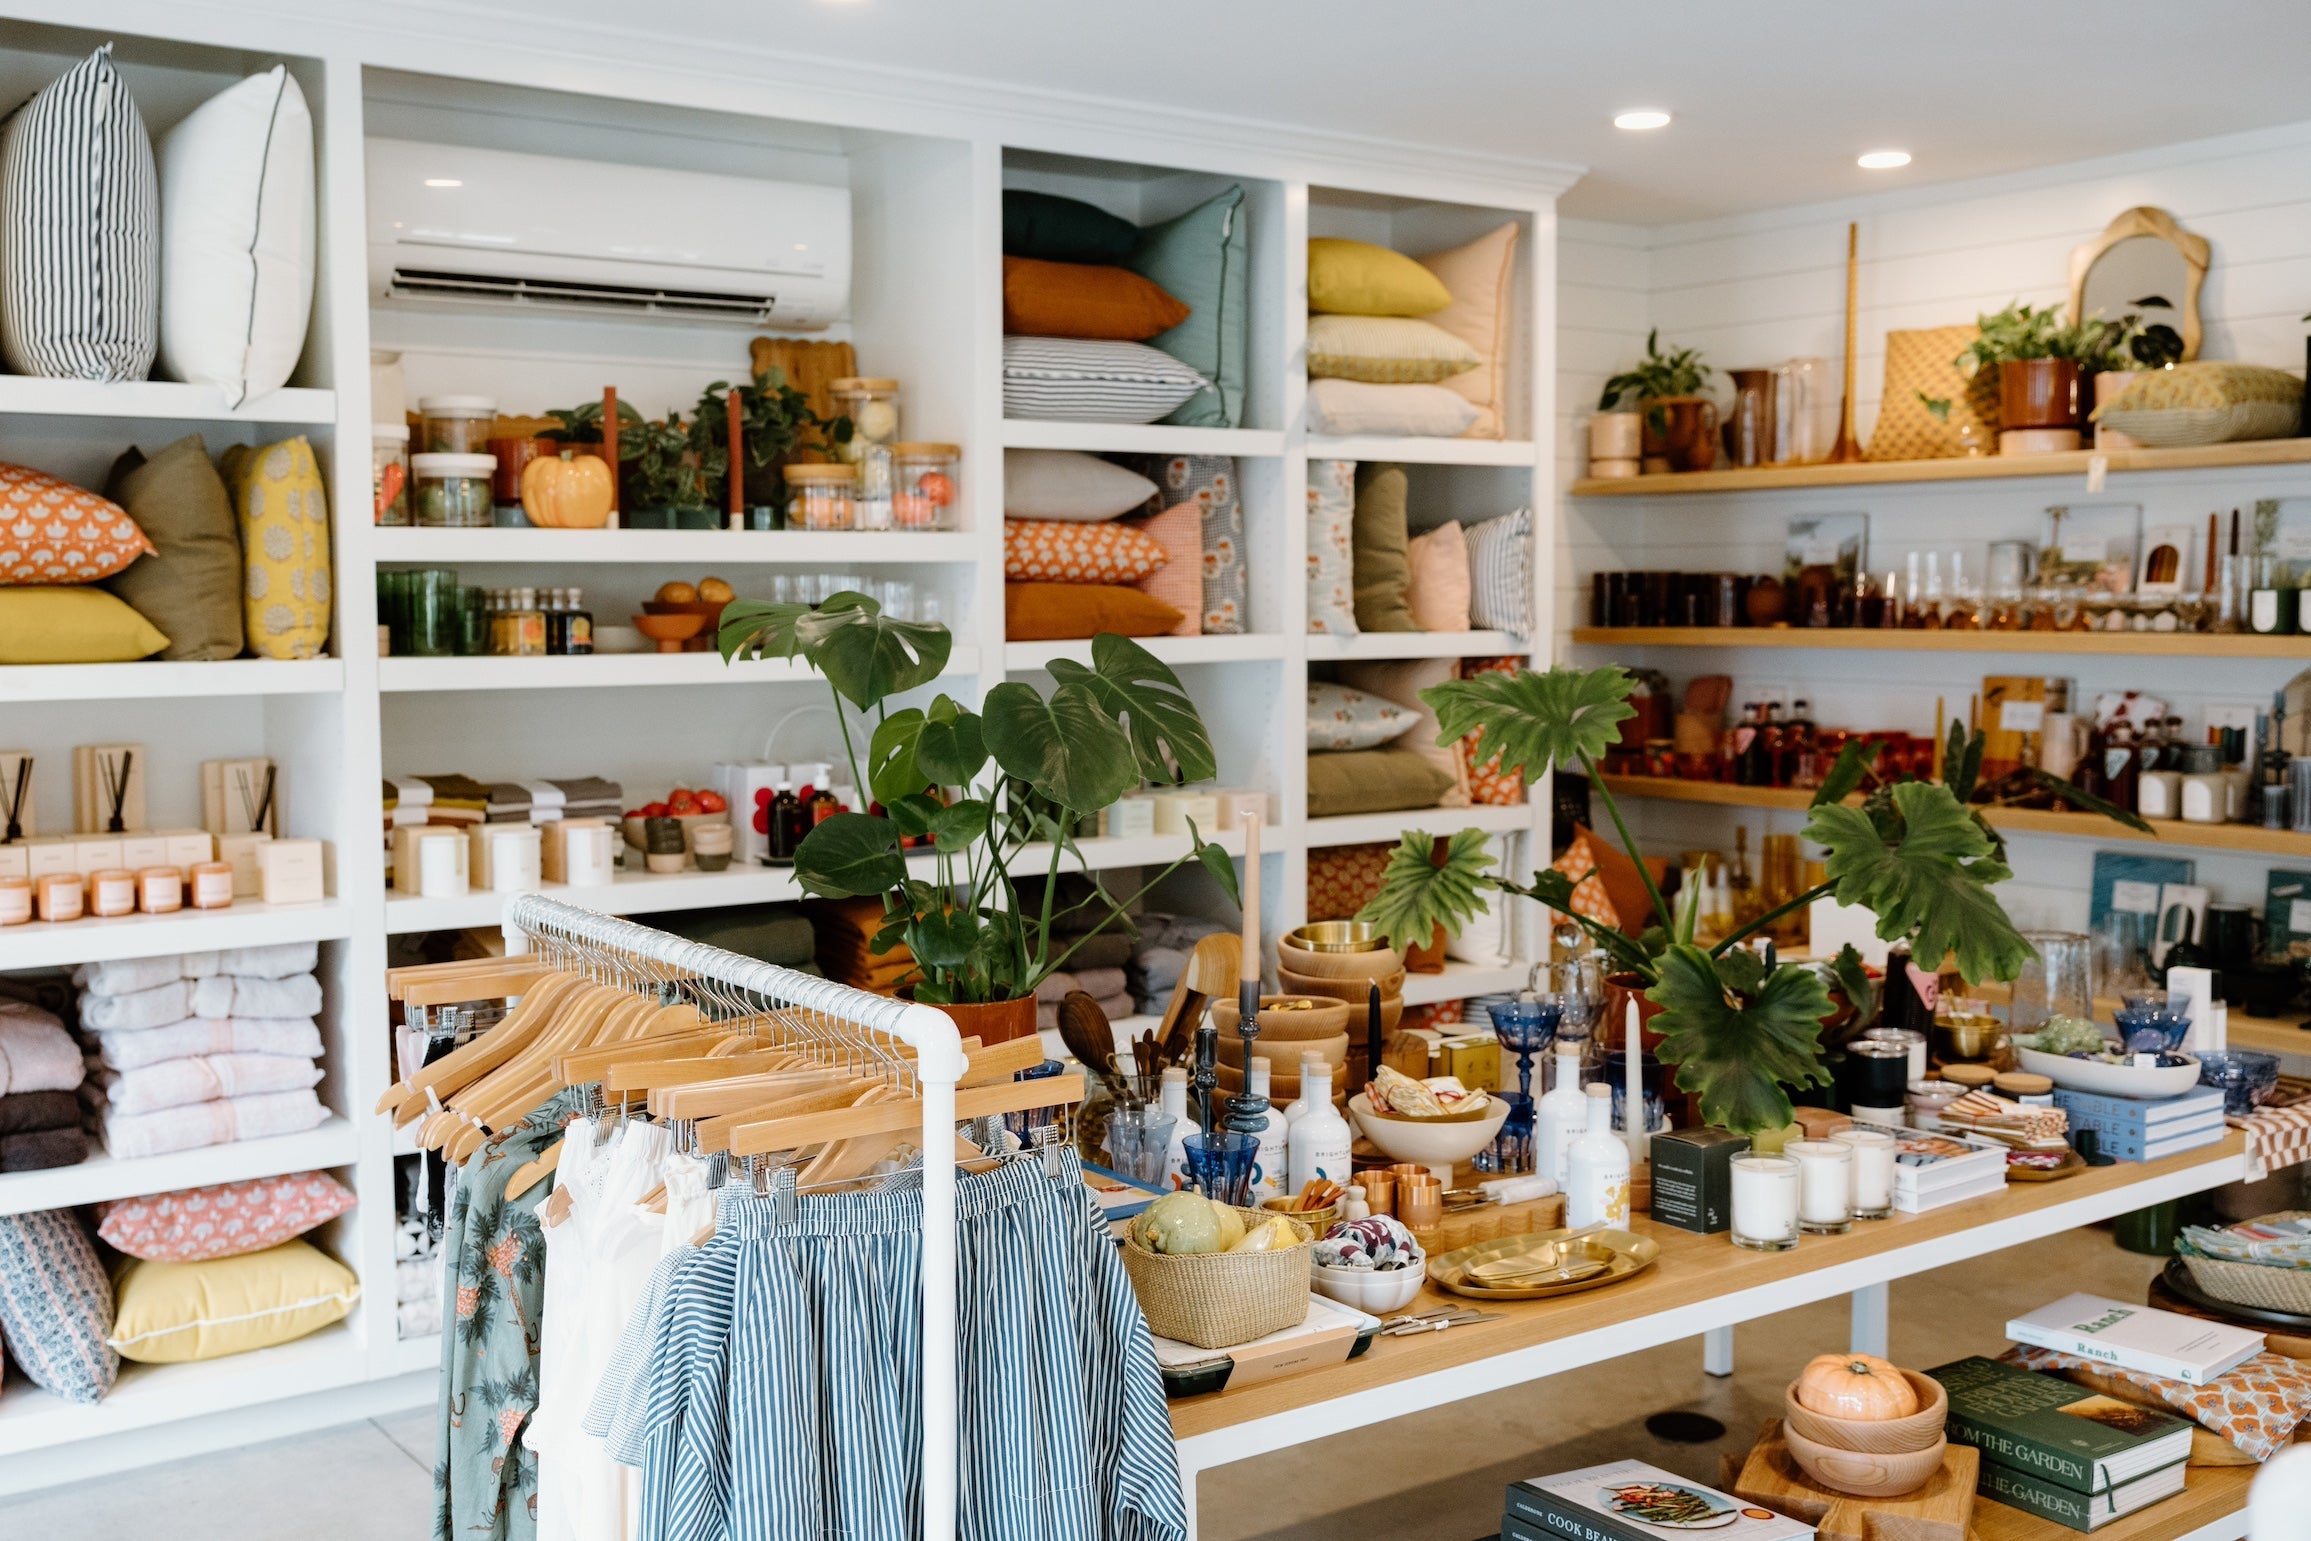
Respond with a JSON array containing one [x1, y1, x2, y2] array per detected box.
[[1002, 256, 1192, 342], [1003, 519, 1170, 584], [1122, 500, 1201, 637], [1004, 582, 1183, 640], [0, 463, 155, 584]]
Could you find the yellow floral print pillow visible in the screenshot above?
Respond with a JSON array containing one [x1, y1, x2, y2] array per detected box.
[[220, 437, 330, 659]]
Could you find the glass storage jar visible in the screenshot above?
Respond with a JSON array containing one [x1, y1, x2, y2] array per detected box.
[[891, 443, 959, 531], [417, 395, 497, 454], [413, 453, 497, 528], [372, 423, 411, 526], [829, 378, 900, 461], [785, 463, 857, 531]]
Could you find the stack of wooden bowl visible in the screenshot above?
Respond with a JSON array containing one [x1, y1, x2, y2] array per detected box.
[[1278, 921, 1405, 1089], [1212, 995, 1353, 1111], [1779, 1356, 1949, 1499]]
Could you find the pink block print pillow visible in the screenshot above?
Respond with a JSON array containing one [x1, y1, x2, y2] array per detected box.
[[97, 1169, 354, 1262]]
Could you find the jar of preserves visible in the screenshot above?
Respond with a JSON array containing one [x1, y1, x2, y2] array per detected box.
[[891, 443, 959, 531], [417, 395, 497, 454], [785, 463, 857, 531], [413, 453, 496, 528], [372, 423, 411, 526], [829, 378, 900, 461]]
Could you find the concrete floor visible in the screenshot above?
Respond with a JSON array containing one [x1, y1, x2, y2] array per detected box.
[[0, 1228, 2162, 1541]]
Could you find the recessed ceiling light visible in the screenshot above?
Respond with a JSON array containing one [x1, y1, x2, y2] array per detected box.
[[1857, 150, 1911, 170], [423, 178, 463, 188], [1613, 110, 1672, 131]]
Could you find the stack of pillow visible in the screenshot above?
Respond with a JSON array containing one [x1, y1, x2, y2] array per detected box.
[[1000, 186, 1249, 427], [1305, 459, 1532, 640], [75, 943, 330, 1159], [1004, 449, 1198, 640], [1306, 680, 1462, 819], [0, 994, 88, 1172], [1304, 225, 1521, 439]]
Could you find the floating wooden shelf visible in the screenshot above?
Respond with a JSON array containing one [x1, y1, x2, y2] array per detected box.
[[1572, 626, 2311, 658], [1597, 773, 2311, 856], [1570, 437, 2311, 496]]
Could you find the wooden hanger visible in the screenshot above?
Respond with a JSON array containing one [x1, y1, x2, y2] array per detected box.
[[424, 983, 622, 1156], [379, 970, 583, 1121], [727, 1071, 1085, 1158]]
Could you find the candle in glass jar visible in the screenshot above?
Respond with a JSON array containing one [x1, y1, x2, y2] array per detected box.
[[1730, 1153, 1800, 1251], [137, 865, 183, 914], [0, 876, 29, 926], [1787, 1139, 1854, 1234], [89, 868, 137, 918], [1832, 1126, 1896, 1219], [35, 871, 84, 922], [189, 861, 235, 910]]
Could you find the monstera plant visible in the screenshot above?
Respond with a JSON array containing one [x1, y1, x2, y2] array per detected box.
[[717, 595, 1236, 1013], [1365, 663, 2071, 1136]]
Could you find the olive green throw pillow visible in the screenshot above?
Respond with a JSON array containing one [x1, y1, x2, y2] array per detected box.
[[1128, 185, 1248, 428], [1351, 463, 1416, 632], [1305, 748, 1455, 818], [104, 435, 243, 660]]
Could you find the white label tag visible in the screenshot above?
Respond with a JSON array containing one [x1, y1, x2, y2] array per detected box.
[[1999, 701, 2046, 733], [2086, 455, 2108, 493], [2290, 898, 2311, 934], [2111, 879, 2161, 915]]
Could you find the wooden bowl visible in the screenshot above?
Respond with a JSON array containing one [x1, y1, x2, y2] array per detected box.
[[1279, 935, 1404, 980], [1217, 1031, 1350, 1073], [1780, 1423, 1947, 1499], [632, 612, 706, 653], [1782, 1371, 1947, 1454], [1214, 1062, 1347, 1107], [1210, 995, 1352, 1041], [1281, 964, 1407, 1002]]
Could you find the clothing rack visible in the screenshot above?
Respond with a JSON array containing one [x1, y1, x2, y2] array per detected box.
[[499, 892, 972, 1541]]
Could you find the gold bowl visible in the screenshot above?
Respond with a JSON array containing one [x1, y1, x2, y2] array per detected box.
[[1287, 920, 1386, 953]]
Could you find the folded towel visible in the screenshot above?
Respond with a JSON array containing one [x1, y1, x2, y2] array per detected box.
[[100, 1088, 328, 1160], [80, 981, 193, 1031], [1, 1126, 87, 1172], [1132, 945, 1187, 997], [212, 942, 319, 981], [0, 1089, 80, 1135], [1052, 932, 1134, 972], [398, 1294, 442, 1341], [1036, 991, 1134, 1034], [395, 1255, 440, 1305], [388, 775, 435, 805], [98, 1054, 322, 1117], [73, 955, 192, 996], [0, 1012, 85, 1094], [93, 1017, 323, 1072], [1032, 967, 1126, 1005], [190, 974, 323, 1020]]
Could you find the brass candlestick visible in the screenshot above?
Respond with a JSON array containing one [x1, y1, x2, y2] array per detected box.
[[1828, 221, 1866, 463]]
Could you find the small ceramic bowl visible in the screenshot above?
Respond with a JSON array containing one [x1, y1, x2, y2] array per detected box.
[[1781, 1371, 1947, 1454], [1349, 1093, 1511, 1169], [1780, 1423, 1947, 1499], [1311, 1260, 1424, 1314]]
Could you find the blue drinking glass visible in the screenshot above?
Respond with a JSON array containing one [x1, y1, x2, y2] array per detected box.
[[1488, 998, 1561, 1102], [1181, 1129, 1258, 1206], [1479, 1090, 1536, 1175]]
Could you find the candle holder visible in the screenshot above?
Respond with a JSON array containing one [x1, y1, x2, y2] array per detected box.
[[1182, 1128, 1257, 1205], [1604, 1049, 1665, 1138], [1190, 1016, 1220, 1136], [1223, 976, 1270, 1136]]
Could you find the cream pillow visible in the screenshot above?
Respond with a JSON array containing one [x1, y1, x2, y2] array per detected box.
[[1306, 682, 1415, 751], [1338, 657, 1469, 807], [1406, 520, 1472, 631], [2093, 363, 2304, 447], [1417, 223, 1520, 439], [1307, 378, 1480, 438], [1002, 449, 1158, 521], [1306, 315, 1479, 384]]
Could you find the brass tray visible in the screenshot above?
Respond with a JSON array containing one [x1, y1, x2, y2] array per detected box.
[[1427, 1228, 1660, 1300]]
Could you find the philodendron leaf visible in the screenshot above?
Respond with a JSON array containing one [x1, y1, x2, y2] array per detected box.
[[1811, 737, 1880, 808], [982, 679, 1137, 813], [1047, 635, 1218, 784], [1831, 943, 1877, 1025], [883, 792, 943, 839], [790, 811, 906, 898], [1186, 817, 1240, 906], [867, 708, 927, 807], [1420, 665, 1636, 783], [1355, 828, 1497, 955], [716, 598, 813, 664], [1647, 942, 1835, 1136], [795, 591, 952, 709], [909, 903, 980, 970], [915, 695, 988, 786], [1805, 779, 2036, 985]]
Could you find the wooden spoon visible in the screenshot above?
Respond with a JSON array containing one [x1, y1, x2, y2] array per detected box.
[[1056, 991, 1132, 1103], [1157, 932, 1240, 1066]]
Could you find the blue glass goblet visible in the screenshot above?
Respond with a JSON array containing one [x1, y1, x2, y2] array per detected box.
[[1181, 1129, 1258, 1206], [1488, 998, 1561, 1103]]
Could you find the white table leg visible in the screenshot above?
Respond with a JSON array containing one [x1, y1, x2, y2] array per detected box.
[[1850, 1282, 1889, 1359], [1179, 1457, 1200, 1541], [1703, 1325, 1735, 1378]]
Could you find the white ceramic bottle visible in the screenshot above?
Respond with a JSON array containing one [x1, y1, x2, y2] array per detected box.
[[1281, 1053, 1319, 1126], [1537, 1041, 1589, 1188], [1565, 1084, 1631, 1229], [1287, 1060, 1353, 1194], [1245, 1057, 1288, 1202], [1157, 1067, 1192, 1191]]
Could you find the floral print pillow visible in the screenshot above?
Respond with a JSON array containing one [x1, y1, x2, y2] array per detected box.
[[1307, 682, 1412, 751]]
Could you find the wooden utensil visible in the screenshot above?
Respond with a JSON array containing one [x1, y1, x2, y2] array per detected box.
[[1828, 221, 1865, 463], [1056, 991, 1131, 1103], [1156, 932, 1238, 1066]]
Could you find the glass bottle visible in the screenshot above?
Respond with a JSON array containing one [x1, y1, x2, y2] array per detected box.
[[2102, 721, 2142, 813], [1537, 1041, 1589, 1188], [1244, 1058, 1288, 1203], [1781, 700, 1816, 789], [1728, 825, 1759, 930], [766, 781, 803, 862], [1157, 1067, 1191, 1190], [1732, 704, 1767, 785], [1943, 551, 1982, 630], [507, 587, 546, 657], [1285, 1060, 1353, 1193], [487, 589, 513, 656], [1758, 704, 1787, 788], [562, 588, 592, 655]]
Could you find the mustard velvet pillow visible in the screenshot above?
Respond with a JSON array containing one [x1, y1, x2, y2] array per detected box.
[[1351, 464, 1417, 633], [108, 1238, 358, 1363], [1004, 581, 1183, 640], [219, 435, 331, 660], [0, 585, 168, 663], [1416, 222, 1521, 439], [1308, 238, 1453, 317]]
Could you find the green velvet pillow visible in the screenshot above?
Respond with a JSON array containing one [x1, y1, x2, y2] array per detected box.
[[1305, 748, 1455, 819], [1003, 190, 1139, 265], [104, 435, 244, 660], [1128, 185, 1247, 429], [1352, 463, 1416, 632]]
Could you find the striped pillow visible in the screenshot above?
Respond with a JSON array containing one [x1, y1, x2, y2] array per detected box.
[[1466, 507, 1532, 633], [0, 1209, 119, 1404], [1002, 337, 1210, 424], [0, 46, 160, 381]]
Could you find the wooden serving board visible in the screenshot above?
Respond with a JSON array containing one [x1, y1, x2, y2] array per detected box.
[[1734, 1420, 1974, 1541]]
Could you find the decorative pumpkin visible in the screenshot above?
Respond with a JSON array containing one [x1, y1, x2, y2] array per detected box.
[[1794, 1353, 1919, 1420], [522, 451, 614, 529]]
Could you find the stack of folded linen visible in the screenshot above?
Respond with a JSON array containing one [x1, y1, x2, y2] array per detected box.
[[74, 943, 329, 1159], [394, 1213, 442, 1341], [0, 996, 89, 1171]]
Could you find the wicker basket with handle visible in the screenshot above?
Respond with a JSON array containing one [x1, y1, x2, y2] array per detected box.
[[1121, 1207, 1314, 1350]]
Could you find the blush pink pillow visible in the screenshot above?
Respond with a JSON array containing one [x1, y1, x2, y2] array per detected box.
[[97, 1170, 354, 1262], [1406, 519, 1471, 631], [1123, 500, 1203, 637]]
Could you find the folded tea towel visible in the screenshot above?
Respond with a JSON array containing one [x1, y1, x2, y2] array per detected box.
[[0, 1010, 81, 1095], [93, 1017, 322, 1072], [97, 1054, 322, 1118], [190, 973, 322, 1020], [73, 955, 198, 996], [100, 1088, 328, 1160], [1134, 945, 1187, 999], [1035, 991, 1135, 1035], [1031, 967, 1127, 1005], [396, 1256, 439, 1305], [0, 1089, 79, 1135], [80, 981, 193, 1031], [1, 1125, 87, 1172], [398, 1294, 442, 1341], [212, 942, 319, 980]]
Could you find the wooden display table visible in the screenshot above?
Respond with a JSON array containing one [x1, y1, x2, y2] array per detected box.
[[1164, 1135, 2251, 1540]]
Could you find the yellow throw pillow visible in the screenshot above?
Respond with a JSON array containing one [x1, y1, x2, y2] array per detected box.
[[1308, 238, 1453, 317], [109, 1238, 357, 1364], [219, 436, 331, 659], [0, 585, 168, 663], [2094, 362, 2304, 446], [1306, 315, 1480, 384], [1416, 222, 1521, 438]]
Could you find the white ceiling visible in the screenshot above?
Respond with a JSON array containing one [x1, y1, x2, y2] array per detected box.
[[391, 0, 2311, 223]]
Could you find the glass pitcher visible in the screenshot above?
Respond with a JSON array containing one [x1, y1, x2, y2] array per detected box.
[[1772, 358, 1835, 464]]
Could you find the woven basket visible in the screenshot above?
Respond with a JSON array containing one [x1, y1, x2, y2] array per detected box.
[[2179, 1250, 2311, 1315], [1121, 1207, 1314, 1350]]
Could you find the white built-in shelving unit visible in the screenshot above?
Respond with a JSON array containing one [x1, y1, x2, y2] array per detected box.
[[0, 0, 1572, 1488]]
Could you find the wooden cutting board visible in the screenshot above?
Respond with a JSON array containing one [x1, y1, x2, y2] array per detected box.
[[1734, 1419, 1974, 1541]]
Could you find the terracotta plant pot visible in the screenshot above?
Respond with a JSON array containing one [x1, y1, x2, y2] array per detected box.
[[1641, 396, 1721, 472], [931, 995, 1038, 1045], [1997, 359, 2079, 432], [1403, 924, 1448, 974]]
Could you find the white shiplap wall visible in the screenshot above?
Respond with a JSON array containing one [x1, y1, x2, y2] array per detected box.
[[1557, 122, 2311, 931]]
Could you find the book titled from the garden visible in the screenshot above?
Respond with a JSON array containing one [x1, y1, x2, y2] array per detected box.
[[1506, 1459, 1813, 1541], [1929, 1356, 2193, 1495]]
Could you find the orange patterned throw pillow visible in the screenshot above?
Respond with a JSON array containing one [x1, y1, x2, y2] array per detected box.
[[0, 462, 153, 583], [1550, 828, 1622, 932], [1460, 654, 1529, 806], [1003, 518, 1171, 584], [1306, 841, 1395, 920], [96, 1170, 355, 1263]]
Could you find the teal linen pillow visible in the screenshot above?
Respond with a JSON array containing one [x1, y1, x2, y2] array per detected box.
[[1003, 190, 1138, 265], [1129, 186, 1248, 428]]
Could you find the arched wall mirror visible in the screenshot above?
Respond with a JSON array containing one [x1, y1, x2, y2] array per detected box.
[[2069, 206, 2210, 363]]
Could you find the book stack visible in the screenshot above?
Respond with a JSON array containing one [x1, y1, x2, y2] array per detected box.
[[2050, 1085, 2225, 1163], [1505, 1460, 1814, 1541], [1892, 1129, 2007, 1213], [2007, 1293, 2263, 1386], [1931, 1356, 2192, 1532]]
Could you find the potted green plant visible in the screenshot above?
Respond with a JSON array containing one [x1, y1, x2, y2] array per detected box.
[[1599, 330, 1716, 472], [1957, 302, 2132, 454], [716, 598, 1236, 1042], [541, 398, 714, 528], [695, 366, 849, 515], [1351, 829, 1497, 972]]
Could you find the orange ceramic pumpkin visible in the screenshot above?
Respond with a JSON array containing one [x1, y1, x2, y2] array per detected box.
[[1794, 1353, 1919, 1420], [522, 451, 615, 529]]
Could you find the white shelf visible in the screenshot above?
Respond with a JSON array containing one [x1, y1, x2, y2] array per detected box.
[[1000, 421, 1285, 457], [1402, 961, 1526, 1006], [1003, 635, 1289, 671], [0, 659, 344, 704], [1306, 435, 1535, 467], [395, 1332, 443, 1377], [380, 647, 983, 693], [1305, 631, 1528, 662], [0, 377, 336, 424], [372, 527, 979, 565], [0, 898, 356, 970], [1304, 802, 1537, 848], [0, 1117, 359, 1218]]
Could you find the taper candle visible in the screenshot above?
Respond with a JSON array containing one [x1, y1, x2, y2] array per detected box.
[[1623, 999, 1645, 1163], [1240, 812, 1260, 982]]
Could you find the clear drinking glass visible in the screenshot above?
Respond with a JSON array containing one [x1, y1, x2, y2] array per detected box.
[[1105, 1106, 1179, 1185]]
